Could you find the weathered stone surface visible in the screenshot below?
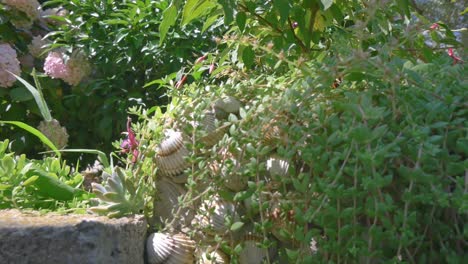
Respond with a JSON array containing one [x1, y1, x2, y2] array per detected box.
[[0, 209, 147, 264]]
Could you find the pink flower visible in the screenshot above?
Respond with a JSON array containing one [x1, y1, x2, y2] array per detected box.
[[43, 52, 69, 79], [0, 43, 21, 88], [447, 48, 462, 65], [43, 51, 91, 85], [121, 117, 139, 163], [429, 23, 439, 30]]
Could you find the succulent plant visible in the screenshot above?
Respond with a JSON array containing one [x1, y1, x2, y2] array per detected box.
[[89, 167, 145, 218]]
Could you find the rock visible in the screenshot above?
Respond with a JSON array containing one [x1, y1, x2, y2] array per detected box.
[[0, 209, 147, 264]]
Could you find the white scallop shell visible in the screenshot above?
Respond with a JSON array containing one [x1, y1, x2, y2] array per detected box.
[[220, 158, 247, 192], [238, 236, 269, 264], [266, 157, 290, 177], [157, 129, 184, 156], [197, 197, 240, 235], [153, 178, 194, 228], [213, 96, 241, 114], [155, 130, 190, 177], [198, 247, 230, 264], [146, 232, 195, 264], [200, 110, 225, 146]]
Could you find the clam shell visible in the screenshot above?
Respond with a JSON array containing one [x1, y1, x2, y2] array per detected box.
[[198, 247, 230, 264], [239, 235, 269, 264], [146, 232, 195, 264], [197, 197, 240, 235], [266, 157, 290, 177], [157, 129, 184, 156], [155, 130, 190, 177], [213, 96, 241, 114], [220, 159, 247, 192], [200, 110, 225, 147], [153, 178, 194, 228]]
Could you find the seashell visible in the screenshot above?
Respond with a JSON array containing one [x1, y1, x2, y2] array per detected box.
[[198, 247, 230, 264], [157, 129, 184, 156], [239, 234, 269, 264], [220, 158, 247, 192], [200, 110, 226, 147], [155, 130, 190, 177], [265, 156, 290, 189], [196, 196, 240, 235], [146, 232, 195, 264], [171, 172, 188, 184], [153, 177, 194, 228], [213, 96, 241, 115]]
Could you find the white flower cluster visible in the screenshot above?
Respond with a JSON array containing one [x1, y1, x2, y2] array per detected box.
[[2, 0, 40, 23], [27, 35, 49, 58], [43, 51, 91, 86], [0, 43, 21, 88], [37, 119, 69, 149]]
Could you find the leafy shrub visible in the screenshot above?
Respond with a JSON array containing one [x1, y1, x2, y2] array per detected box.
[[120, 0, 466, 262]]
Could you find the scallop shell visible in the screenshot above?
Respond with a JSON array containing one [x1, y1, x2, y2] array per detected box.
[[157, 129, 184, 156], [196, 197, 240, 235], [239, 234, 269, 264], [198, 247, 230, 264], [153, 178, 194, 228], [220, 158, 247, 192], [155, 130, 190, 177], [213, 96, 241, 115], [200, 110, 225, 147], [146, 232, 195, 264], [265, 156, 290, 189]]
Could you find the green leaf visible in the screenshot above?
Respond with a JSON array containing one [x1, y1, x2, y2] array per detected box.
[[8, 71, 52, 121], [320, 0, 333, 10], [242, 46, 255, 69], [26, 169, 78, 201], [230, 221, 244, 231], [218, 0, 235, 24], [236, 12, 247, 32], [0, 121, 60, 157], [273, 0, 290, 24], [9, 87, 34, 102], [41, 149, 109, 168], [159, 3, 178, 45], [181, 0, 216, 26]]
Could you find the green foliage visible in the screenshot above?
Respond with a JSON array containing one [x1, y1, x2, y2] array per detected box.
[[128, 0, 467, 262], [89, 167, 146, 218], [0, 139, 88, 212]]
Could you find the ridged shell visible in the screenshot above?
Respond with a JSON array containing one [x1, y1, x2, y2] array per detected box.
[[155, 130, 190, 177], [146, 232, 195, 264], [153, 178, 194, 228], [197, 197, 240, 234], [218, 157, 247, 192], [157, 129, 184, 156], [200, 110, 225, 147], [265, 156, 290, 189], [239, 235, 269, 264], [198, 248, 230, 264], [213, 96, 241, 114]]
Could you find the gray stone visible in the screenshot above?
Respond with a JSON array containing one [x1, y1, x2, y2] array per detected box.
[[0, 209, 147, 264]]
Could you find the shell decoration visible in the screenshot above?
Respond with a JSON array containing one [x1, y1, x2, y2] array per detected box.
[[200, 110, 226, 147], [196, 197, 240, 235], [198, 247, 230, 264], [153, 177, 194, 228], [238, 234, 269, 264], [213, 96, 241, 119], [155, 129, 190, 177], [146, 232, 195, 264]]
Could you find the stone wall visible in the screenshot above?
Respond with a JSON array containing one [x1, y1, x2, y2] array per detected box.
[[0, 210, 147, 264]]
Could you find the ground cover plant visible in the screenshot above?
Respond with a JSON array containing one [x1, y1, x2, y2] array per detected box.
[[1, 0, 466, 263]]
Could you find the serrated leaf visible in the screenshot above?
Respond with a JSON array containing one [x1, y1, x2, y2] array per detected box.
[[230, 221, 244, 231]]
